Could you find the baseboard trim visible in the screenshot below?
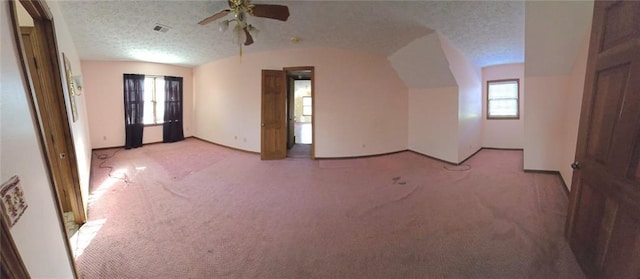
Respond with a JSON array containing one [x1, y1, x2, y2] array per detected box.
[[315, 149, 408, 160], [459, 148, 483, 165], [92, 145, 124, 151], [523, 169, 570, 197], [481, 147, 524, 151], [92, 136, 197, 152], [192, 136, 260, 155], [407, 150, 458, 165], [408, 147, 483, 166]]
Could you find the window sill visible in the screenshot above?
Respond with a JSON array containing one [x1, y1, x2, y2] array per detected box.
[[487, 116, 520, 120], [144, 123, 164, 127]]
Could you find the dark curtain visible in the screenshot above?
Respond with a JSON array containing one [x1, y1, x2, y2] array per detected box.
[[163, 76, 184, 143], [123, 74, 145, 149]]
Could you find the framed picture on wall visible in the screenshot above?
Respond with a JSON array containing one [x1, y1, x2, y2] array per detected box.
[[62, 52, 78, 122]]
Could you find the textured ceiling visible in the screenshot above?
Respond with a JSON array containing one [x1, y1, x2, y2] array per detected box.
[[58, 1, 524, 67]]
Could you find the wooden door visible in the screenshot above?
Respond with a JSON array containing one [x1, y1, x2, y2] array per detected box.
[[566, 1, 640, 278], [261, 70, 287, 160], [21, 27, 72, 212], [286, 76, 295, 149], [17, 9, 85, 224]]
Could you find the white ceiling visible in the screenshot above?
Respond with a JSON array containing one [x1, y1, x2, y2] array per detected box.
[[57, 0, 524, 68]]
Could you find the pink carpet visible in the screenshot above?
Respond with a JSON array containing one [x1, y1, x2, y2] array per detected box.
[[78, 138, 584, 278]]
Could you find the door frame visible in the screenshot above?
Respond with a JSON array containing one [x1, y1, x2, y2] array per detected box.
[[1, 209, 30, 278], [284, 66, 315, 159], [10, 0, 85, 223], [9, 0, 82, 277]]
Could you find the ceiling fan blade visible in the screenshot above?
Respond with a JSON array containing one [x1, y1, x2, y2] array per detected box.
[[251, 4, 290, 21], [244, 27, 254, 46], [198, 10, 230, 25]]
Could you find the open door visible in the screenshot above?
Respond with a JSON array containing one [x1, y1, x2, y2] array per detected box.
[[261, 70, 287, 160], [565, 1, 640, 277], [12, 0, 85, 224]]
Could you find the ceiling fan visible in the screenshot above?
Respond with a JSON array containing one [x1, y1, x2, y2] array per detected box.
[[199, 0, 290, 48]]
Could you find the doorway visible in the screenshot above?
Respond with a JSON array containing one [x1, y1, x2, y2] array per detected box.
[[286, 68, 313, 158], [11, 0, 85, 235], [260, 66, 315, 160]]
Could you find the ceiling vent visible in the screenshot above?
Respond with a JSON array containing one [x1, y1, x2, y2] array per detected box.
[[153, 24, 171, 33]]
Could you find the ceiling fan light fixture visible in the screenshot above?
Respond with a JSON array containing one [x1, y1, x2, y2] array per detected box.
[[247, 24, 259, 40], [219, 20, 230, 32], [232, 24, 246, 46], [199, 0, 290, 56]]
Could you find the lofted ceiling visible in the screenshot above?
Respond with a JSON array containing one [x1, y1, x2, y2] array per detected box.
[[57, 1, 524, 68]]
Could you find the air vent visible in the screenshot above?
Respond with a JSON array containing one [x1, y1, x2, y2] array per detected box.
[[152, 24, 171, 33]]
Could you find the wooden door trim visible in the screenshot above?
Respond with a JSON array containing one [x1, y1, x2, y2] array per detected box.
[[18, 0, 52, 20], [9, 1, 81, 278], [284, 66, 315, 159], [286, 76, 295, 149], [1, 210, 30, 278], [11, 0, 85, 223]]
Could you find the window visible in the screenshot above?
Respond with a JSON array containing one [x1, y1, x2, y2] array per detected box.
[[302, 96, 312, 116], [143, 76, 165, 125], [487, 79, 519, 119]]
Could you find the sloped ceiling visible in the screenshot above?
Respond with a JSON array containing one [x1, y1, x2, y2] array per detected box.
[[57, 1, 524, 67], [389, 32, 457, 89]]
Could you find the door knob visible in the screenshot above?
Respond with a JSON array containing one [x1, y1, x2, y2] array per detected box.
[[571, 161, 581, 170], [261, 123, 265, 127]]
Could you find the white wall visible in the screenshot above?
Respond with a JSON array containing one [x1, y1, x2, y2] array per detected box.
[[558, 35, 590, 187], [1, 2, 75, 277], [524, 0, 593, 181], [194, 47, 408, 158], [408, 87, 459, 163], [48, 0, 93, 218], [439, 34, 483, 162], [391, 32, 465, 163], [390, 32, 483, 164], [523, 76, 569, 171], [82, 61, 194, 149], [482, 63, 525, 149], [524, 1, 594, 77]]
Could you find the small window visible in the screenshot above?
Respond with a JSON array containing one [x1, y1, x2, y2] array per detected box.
[[143, 76, 165, 125], [487, 79, 519, 119], [302, 96, 312, 116]]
